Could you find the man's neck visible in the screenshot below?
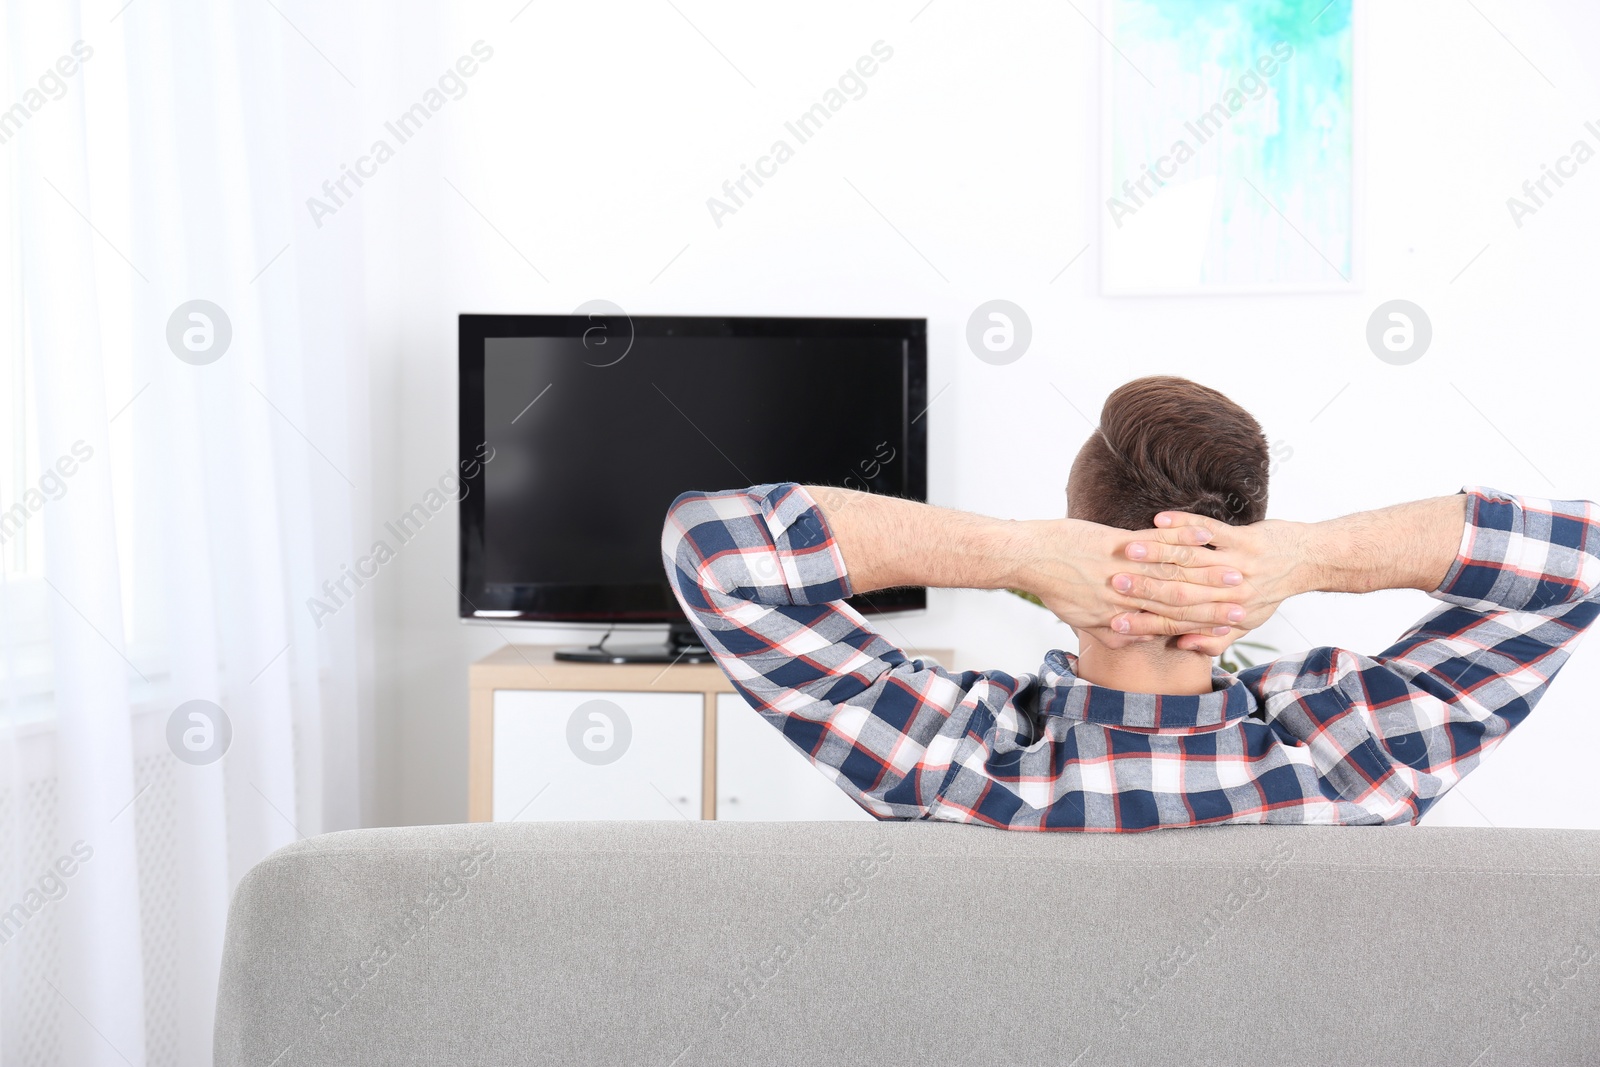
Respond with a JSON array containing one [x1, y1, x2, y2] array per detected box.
[[1074, 642, 1217, 696]]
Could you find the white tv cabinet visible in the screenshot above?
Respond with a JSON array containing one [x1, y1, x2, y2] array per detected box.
[[468, 644, 952, 823]]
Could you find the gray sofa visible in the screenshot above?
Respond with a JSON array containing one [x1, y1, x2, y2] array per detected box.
[[214, 821, 1600, 1066]]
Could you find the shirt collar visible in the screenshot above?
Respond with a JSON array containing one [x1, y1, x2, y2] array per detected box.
[[1037, 649, 1257, 732]]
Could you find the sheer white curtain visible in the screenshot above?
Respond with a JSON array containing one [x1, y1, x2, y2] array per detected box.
[[1, 1, 375, 1063]]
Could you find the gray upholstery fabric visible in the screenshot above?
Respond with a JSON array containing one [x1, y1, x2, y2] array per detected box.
[[214, 821, 1600, 1066]]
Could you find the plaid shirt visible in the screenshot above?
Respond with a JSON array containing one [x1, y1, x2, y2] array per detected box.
[[661, 484, 1600, 830]]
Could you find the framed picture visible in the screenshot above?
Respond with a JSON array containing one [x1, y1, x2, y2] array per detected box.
[[1098, 0, 1361, 294]]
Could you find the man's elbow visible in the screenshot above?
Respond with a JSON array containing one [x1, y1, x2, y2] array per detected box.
[[661, 491, 722, 595], [660, 493, 697, 574], [664, 490, 706, 529]]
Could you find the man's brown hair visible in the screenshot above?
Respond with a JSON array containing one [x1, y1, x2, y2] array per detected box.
[[1067, 376, 1269, 531]]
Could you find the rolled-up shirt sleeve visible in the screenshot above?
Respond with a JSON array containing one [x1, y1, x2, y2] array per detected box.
[[1435, 487, 1600, 615], [662, 483, 854, 614], [1368, 486, 1600, 729], [1266, 487, 1600, 822], [661, 484, 1013, 820]]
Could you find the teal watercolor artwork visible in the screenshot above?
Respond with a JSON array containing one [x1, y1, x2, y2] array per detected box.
[[1099, 0, 1356, 293]]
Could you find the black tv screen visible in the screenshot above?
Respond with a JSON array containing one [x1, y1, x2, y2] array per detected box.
[[458, 314, 927, 623]]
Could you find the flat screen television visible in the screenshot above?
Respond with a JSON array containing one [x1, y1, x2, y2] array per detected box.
[[458, 313, 927, 661]]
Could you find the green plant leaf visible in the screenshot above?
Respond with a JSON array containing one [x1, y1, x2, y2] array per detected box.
[[1007, 588, 1045, 609]]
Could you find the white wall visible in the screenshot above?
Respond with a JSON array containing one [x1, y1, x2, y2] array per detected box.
[[348, 0, 1600, 828]]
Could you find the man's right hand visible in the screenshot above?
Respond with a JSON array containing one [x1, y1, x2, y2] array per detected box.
[[1114, 515, 1313, 654], [1019, 516, 1250, 646], [1127, 495, 1469, 655]]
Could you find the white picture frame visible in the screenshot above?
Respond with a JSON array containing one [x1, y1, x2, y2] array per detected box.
[[1097, 0, 1365, 295]]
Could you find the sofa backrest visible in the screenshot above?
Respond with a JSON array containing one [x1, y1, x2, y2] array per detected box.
[[214, 820, 1600, 1066]]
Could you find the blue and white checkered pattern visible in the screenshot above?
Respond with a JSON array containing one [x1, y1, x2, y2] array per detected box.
[[662, 484, 1600, 831]]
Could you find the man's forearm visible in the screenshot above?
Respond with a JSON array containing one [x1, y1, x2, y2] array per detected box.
[[1297, 495, 1469, 596], [806, 485, 1244, 637], [805, 485, 1030, 594]]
